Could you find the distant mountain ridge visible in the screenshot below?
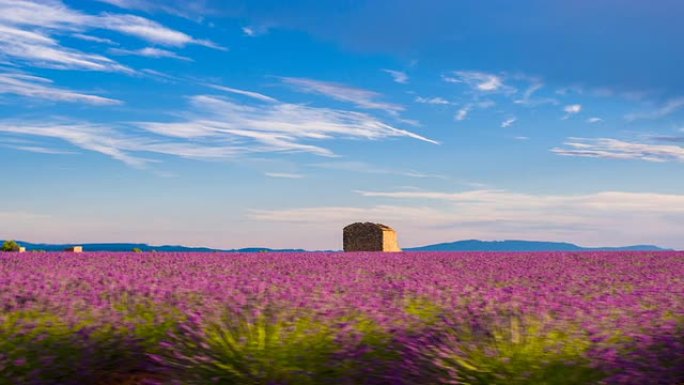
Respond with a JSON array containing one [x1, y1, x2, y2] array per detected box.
[[3, 241, 305, 253], [405, 239, 668, 252], [1, 239, 669, 252]]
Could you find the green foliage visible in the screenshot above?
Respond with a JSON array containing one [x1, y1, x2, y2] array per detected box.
[[1, 240, 20, 252], [112, 297, 185, 350], [404, 296, 443, 325], [132, 247, 143, 253], [427, 315, 607, 385], [0, 303, 617, 385], [0, 310, 146, 385], [159, 309, 354, 385]]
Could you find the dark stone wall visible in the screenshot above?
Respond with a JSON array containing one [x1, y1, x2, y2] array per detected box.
[[343, 222, 385, 252]]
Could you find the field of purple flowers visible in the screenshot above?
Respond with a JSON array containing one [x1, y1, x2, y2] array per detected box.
[[1, 251, 683, 385]]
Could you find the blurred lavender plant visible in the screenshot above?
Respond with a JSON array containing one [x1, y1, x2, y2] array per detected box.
[[416, 313, 606, 385], [151, 307, 352, 385], [0, 251, 681, 384]]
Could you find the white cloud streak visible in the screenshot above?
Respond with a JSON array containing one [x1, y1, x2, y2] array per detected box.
[[0, 91, 436, 166], [443, 70, 514, 93], [241, 25, 270, 37], [354, 189, 684, 213], [0, 0, 220, 72], [280, 77, 404, 113], [501, 117, 517, 128], [0, 22, 133, 72], [109, 47, 192, 61], [96, 0, 212, 19], [382, 69, 408, 84], [415, 96, 450, 105], [6, 145, 75, 155], [206, 84, 278, 103], [0, 72, 122, 105], [552, 137, 684, 163], [455, 105, 471, 121], [310, 161, 447, 179], [562, 104, 582, 119], [138, 94, 437, 149], [0, 122, 150, 167], [513, 82, 558, 106], [97, 14, 219, 48], [264, 172, 304, 179], [625, 97, 684, 121]]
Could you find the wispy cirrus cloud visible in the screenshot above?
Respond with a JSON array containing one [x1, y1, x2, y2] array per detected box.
[[0, 121, 151, 167], [97, 14, 220, 48], [97, 0, 214, 19], [442, 70, 514, 93], [0, 72, 121, 105], [501, 117, 517, 128], [562, 104, 582, 119], [0, 89, 436, 167], [242, 26, 269, 37], [109, 47, 192, 61], [4, 144, 75, 155], [513, 81, 558, 106], [354, 189, 684, 213], [0, 0, 220, 72], [138, 94, 436, 150], [452, 99, 496, 122], [625, 97, 684, 121], [206, 84, 278, 103], [552, 137, 684, 163], [310, 161, 447, 179], [264, 172, 304, 179], [0, 137, 76, 154], [280, 77, 404, 113], [0, 23, 133, 72], [415, 96, 450, 105], [382, 69, 408, 84], [0, 0, 217, 46], [454, 105, 471, 121]]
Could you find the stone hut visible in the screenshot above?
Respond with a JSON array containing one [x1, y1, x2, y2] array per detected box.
[[18, 247, 26, 253], [343, 222, 401, 252], [65, 246, 83, 253]]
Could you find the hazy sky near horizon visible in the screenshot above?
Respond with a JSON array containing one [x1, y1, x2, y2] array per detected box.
[[1, 0, 684, 249]]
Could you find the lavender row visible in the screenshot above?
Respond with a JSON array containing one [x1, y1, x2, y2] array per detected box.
[[1, 251, 683, 384]]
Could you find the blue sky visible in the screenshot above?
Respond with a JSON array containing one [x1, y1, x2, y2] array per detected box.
[[1, 0, 684, 249]]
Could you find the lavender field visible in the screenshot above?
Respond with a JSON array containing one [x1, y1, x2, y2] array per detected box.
[[1, 252, 683, 385]]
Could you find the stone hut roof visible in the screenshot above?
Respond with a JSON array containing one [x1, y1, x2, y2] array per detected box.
[[343, 222, 394, 231]]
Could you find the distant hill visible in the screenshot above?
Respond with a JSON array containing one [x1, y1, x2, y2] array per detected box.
[[405, 239, 668, 252], [1, 239, 669, 252], [3, 241, 305, 253]]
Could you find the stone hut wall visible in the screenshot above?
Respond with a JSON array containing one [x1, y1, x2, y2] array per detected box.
[[381, 228, 401, 252], [344, 222, 383, 251], [343, 222, 401, 252]]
